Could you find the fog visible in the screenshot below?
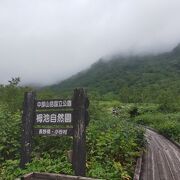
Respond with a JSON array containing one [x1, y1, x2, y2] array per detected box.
[[0, 0, 180, 85]]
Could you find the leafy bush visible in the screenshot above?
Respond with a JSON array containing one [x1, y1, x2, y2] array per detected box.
[[0, 80, 145, 179], [0, 154, 72, 180], [0, 107, 21, 163], [86, 101, 145, 179], [0, 99, 145, 179], [134, 108, 180, 143], [0, 78, 31, 113]]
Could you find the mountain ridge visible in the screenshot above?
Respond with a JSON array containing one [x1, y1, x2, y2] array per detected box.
[[46, 44, 180, 102]]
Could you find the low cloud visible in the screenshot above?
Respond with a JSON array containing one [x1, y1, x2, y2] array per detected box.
[[0, 0, 180, 85]]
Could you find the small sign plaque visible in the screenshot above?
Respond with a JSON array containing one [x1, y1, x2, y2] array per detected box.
[[35, 112, 72, 125], [34, 128, 73, 136], [36, 99, 72, 109]]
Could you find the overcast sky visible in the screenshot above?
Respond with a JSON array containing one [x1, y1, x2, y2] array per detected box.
[[0, 0, 180, 86]]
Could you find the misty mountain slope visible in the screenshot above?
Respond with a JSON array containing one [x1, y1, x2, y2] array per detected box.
[[49, 45, 180, 102]]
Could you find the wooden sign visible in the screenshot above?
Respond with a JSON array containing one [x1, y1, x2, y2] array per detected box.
[[36, 99, 72, 109], [20, 88, 89, 177], [35, 112, 72, 125], [34, 128, 73, 136]]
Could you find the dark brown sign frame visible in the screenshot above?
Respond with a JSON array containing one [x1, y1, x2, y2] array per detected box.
[[20, 88, 89, 177]]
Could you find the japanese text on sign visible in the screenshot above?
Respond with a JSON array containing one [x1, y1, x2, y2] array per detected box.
[[34, 128, 73, 136], [36, 100, 72, 108], [36, 113, 72, 124]]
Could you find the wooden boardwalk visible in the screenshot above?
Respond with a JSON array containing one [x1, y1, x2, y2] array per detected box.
[[140, 129, 180, 180]]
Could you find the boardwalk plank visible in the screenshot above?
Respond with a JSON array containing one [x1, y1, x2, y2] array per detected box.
[[140, 129, 180, 180]]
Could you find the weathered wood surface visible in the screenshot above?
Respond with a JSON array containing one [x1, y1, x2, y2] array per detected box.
[[20, 89, 90, 177], [20, 92, 36, 168], [140, 129, 180, 180], [133, 152, 143, 180], [21, 172, 101, 180], [72, 88, 88, 176]]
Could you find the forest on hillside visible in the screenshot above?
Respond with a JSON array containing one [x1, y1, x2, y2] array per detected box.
[[0, 45, 180, 179], [48, 44, 180, 104]]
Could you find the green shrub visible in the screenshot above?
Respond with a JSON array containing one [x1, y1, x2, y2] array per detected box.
[[0, 100, 145, 179]]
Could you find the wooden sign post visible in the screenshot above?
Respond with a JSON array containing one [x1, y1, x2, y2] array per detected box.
[[20, 88, 89, 177], [72, 88, 89, 176], [20, 92, 36, 168]]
